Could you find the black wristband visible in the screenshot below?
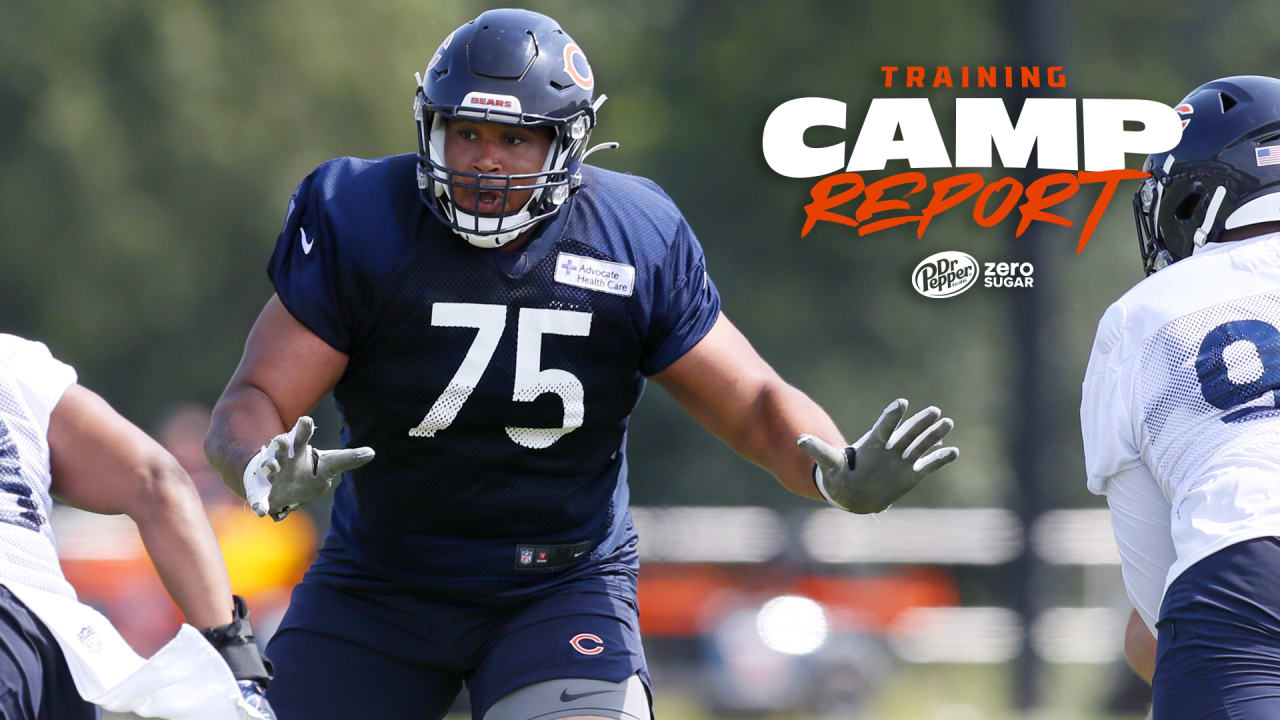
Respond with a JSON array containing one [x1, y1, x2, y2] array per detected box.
[[200, 595, 274, 687]]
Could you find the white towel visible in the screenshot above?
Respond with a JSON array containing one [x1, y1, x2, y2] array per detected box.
[[4, 581, 253, 719]]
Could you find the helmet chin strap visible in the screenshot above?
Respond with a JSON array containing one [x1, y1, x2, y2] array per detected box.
[[1193, 185, 1227, 249], [448, 204, 536, 248]]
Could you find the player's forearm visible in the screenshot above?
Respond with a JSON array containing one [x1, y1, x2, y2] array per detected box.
[[47, 386, 234, 628], [654, 315, 848, 502], [1124, 607, 1156, 684], [736, 379, 846, 501], [205, 383, 288, 499], [126, 459, 234, 629]]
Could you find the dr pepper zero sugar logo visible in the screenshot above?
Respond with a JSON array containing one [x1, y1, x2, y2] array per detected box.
[[912, 254, 1036, 298]]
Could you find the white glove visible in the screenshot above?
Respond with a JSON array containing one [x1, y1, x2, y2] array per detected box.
[[243, 416, 374, 521], [797, 398, 957, 514]]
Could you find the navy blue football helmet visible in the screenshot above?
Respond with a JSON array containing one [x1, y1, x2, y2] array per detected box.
[[414, 9, 615, 248], [1135, 75, 1280, 274]]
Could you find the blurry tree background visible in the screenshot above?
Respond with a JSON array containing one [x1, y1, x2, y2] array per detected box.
[[4, 0, 1280, 714], [9, 0, 1279, 505]]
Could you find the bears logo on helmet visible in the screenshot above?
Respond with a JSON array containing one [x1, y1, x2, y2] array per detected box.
[[562, 43, 594, 91], [1175, 102, 1194, 129]]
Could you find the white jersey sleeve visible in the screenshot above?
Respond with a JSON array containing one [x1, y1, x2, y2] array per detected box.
[[0, 334, 77, 435], [1081, 300, 1143, 494], [1104, 464, 1176, 634], [0, 333, 78, 598]]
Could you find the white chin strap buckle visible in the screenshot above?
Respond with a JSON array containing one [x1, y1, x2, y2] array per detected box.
[[1194, 185, 1227, 248]]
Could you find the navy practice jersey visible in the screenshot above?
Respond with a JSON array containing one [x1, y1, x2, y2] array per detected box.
[[267, 155, 720, 597]]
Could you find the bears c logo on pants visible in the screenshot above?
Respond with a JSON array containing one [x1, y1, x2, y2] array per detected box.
[[570, 633, 604, 655]]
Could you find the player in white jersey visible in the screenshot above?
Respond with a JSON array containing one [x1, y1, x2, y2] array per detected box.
[[1082, 76, 1280, 719], [0, 334, 275, 719]]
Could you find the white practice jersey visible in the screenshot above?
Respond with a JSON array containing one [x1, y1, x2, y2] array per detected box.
[[0, 333, 76, 598], [1083, 232, 1280, 595]]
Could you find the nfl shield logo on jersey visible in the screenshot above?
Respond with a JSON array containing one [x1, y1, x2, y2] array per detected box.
[[520, 548, 533, 566], [77, 625, 101, 654]]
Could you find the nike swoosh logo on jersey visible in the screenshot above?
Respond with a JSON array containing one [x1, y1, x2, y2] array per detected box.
[[300, 227, 314, 254], [560, 689, 615, 703]]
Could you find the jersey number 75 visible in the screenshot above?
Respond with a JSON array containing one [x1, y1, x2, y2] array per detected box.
[[407, 303, 592, 449]]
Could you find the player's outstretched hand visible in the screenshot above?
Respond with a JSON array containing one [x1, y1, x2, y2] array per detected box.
[[797, 398, 957, 514], [242, 416, 374, 521]]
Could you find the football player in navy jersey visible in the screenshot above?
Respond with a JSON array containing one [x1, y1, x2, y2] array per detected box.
[[205, 9, 958, 720]]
